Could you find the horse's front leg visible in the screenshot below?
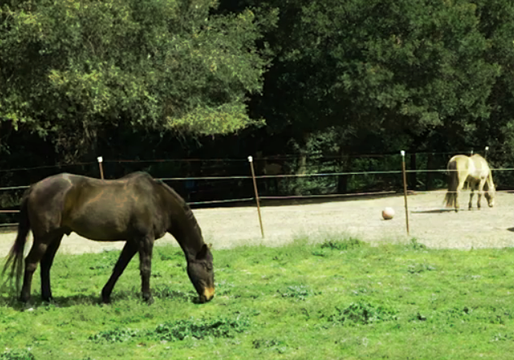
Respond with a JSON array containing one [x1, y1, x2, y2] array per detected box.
[[477, 179, 487, 209], [101, 241, 138, 303], [468, 187, 474, 210], [138, 234, 155, 304]]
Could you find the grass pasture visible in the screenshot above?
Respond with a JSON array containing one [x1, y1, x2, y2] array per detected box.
[[1, 235, 514, 359]]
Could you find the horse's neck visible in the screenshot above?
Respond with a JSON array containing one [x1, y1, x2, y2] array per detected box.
[[487, 172, 495, 187], [170, 211, 205, 260]]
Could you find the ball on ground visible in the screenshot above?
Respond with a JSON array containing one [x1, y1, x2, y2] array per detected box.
[[382, 207, 395, 220]]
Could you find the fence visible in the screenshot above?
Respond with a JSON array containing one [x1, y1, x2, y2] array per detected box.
[[0, 148, 510, 236]]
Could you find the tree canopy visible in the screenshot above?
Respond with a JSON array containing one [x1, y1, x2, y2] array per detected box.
[[0, 0, 272, 157], [2, 0, 514, 174]]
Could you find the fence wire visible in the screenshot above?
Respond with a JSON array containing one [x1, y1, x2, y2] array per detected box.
[[1, 158, 510, 228]]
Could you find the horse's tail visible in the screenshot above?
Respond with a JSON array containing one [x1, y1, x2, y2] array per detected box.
[[1, 188, 32, 294], [444, 159, 458, 208]]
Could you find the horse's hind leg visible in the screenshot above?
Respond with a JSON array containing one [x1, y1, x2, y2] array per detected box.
[[40, 234, 63, 302], [468, 186, 475, 210], [20, 236, 49, 303], [477, 179, 487, 209], [455, 179, 466, 212], [101, 241, 138, 304], [138, 235, 155, 304]]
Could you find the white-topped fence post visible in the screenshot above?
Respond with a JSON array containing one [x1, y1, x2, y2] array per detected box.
[[248, 156, 265, 238], [400, 151, 410, 235]]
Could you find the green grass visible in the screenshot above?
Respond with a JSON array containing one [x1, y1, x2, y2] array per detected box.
[[1, 236, 514, 359]]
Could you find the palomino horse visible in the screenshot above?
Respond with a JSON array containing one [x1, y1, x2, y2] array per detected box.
[[444, 154, 496, 211], [2, 172, 214, 304]]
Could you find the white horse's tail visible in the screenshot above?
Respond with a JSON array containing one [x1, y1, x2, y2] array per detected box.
[[444, 158, 459, 208]]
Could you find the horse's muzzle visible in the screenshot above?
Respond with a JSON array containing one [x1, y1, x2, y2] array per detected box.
[[199, 287, 215, 303]]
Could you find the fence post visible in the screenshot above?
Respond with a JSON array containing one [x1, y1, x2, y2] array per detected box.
[[248, 156, 265, 238], [97, 156, 104, 180], [400, 150, 410, 235]]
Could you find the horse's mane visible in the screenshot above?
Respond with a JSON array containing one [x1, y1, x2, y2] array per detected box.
[[121, 173, 201, 234], [155, 179, 202, 234]]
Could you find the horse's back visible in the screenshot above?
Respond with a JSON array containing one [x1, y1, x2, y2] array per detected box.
[[448, 155, 472, 170], [27, 172, 168, 240], [470, 154, 491, 177]]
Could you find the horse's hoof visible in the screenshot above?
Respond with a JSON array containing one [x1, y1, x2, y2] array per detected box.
[[101, 296, 111, 304], [143, 294, 154, 305]]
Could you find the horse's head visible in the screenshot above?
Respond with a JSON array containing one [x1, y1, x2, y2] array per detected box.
[[485, 185, 496, 207], [186, 243, 215, 303]]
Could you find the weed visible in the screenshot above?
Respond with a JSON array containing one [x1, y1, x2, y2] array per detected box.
[[407, 238, 427, 251], [319, 238, 365, 251], [88, 328, 140, 343], [491, 333, 514, 342], [150, 315, 250, 341], [0, 349, 35, 360], [152, 285, 193, 301], [252, 339, 288, 353], [280, 285, 317, 301], [328, 301, 398, 326], [407, 263, 436, 274], [312, 237, 365, 256]]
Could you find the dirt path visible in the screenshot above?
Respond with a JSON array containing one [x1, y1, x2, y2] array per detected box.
[[1, 190, 513, 257]]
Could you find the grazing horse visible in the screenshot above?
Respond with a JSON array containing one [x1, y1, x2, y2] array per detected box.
[[444, 154, 496, 212], [2, 172, 215, 304]]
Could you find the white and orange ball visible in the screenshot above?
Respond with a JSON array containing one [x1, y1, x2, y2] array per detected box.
[[382, 207, 395, 220]]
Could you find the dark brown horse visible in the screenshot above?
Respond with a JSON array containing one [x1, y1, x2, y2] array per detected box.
[[2, 172, 215, 304]]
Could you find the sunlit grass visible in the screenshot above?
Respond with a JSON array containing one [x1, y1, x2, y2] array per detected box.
[[1, 235, 514, 359]]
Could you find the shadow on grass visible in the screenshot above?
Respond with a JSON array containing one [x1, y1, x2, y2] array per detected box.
[[0, 286, 198, 310]]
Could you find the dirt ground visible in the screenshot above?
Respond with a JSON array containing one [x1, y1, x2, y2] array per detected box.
[[1, 189, 514, 257]]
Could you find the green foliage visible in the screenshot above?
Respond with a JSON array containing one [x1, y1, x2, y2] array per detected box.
[[328, 301, 399, 326], [150, 315, 250, 341], [89, 328, 140, 344], [0, 0, 273, 158], [312, 236, 366, 257], [319, 238, 365, 251], [89, 314, 251, 344], [407, 238, 427, 251], [0, 349, 35, 360], [407, 263, 436, 274], [252, 338, 288, 354], [279, 285, 316, 301], [3, 232, 514, 358]]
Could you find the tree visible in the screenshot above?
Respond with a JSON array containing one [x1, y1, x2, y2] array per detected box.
[[218, 0, 502, 154], [0, 0, 272, 160]]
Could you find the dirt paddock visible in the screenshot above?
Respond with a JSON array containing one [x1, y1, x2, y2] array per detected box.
[[1, 190, 514, 257]]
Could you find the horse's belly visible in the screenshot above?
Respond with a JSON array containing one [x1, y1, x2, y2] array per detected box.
[[72, 226, 128, 241], [65, 213, 130, 241]]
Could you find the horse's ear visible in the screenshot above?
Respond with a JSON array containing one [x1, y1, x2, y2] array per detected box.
[[196, 244, 209, 260], [208, 243, 213, 249]]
